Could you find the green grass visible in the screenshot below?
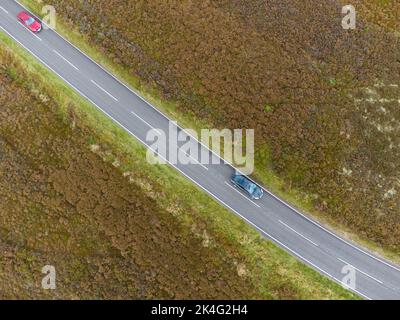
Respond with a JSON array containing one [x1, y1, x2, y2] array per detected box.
[[0, 21, 358, 299]]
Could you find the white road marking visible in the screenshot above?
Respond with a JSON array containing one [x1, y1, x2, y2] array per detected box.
[[224, 182, 261, 208], [0, 23, 373, 299], [53, 49, 79, 71], [279, 220, 319, 247], [90, 79, 118, 101], [15, 16, 42, 41], [13, 0, 400, 279], [180, 150, 208, 170], [31, 31, 42, 41], [0, 6, 9, 14], [0, 20, 376, 301], [263, 188, 400, 274], [131, 111, 208, 170], [337, 257, 383, 284], [130, 111, 162, 134]]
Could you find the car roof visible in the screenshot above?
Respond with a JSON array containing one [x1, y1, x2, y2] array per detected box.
[[233, 174, 263, 195], [233, 175, 253, 188], [18, 12, 30, 18]]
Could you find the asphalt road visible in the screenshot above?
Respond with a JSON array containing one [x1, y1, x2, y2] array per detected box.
[[1, 0, 400, 300]]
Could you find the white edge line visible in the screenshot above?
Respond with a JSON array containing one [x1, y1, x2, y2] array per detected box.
[[279, 220, 319, 247], [14, 0, 400, 274], [53, 49, 79, 71], [337, 257, 383, 285], [267, 188, 400, 273], [90, 79, 118, 102], [224, 182, 261, 208], [0, 19, 374, 301], [0, 4, 40, 42]]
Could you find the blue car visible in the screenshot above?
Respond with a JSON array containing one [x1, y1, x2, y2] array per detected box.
[[230, 173, 264, 200]]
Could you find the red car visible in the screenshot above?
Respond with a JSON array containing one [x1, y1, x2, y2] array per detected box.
[[17, 11, 42, 33]]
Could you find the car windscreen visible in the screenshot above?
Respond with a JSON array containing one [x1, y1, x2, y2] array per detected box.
[[26, 17, 35, 26], [246, 182, 257, 195], [234, 175, 257, 194]]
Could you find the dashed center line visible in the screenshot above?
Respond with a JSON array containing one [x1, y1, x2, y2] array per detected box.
[[130, 111, 162, 135], [53, 50, 79, 71], [224, 182, 261, 208], [279, 220, 319, 247], [337, 257, 383, 284], [91, 80, 118, 101], [180, 150, 208, 170], [131, 111, 208, 170], [15, 18, 42, 41], [0, 5, 390, 299], [32, 32, 42, 41], [0, 6, 9, 14]]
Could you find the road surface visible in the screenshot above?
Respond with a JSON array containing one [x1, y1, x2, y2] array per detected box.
[[1, 0, 400, 299]]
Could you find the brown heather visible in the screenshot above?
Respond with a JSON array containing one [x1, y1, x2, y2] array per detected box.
[[33, 0, 400, 251], [0, 35, 354, 299]]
